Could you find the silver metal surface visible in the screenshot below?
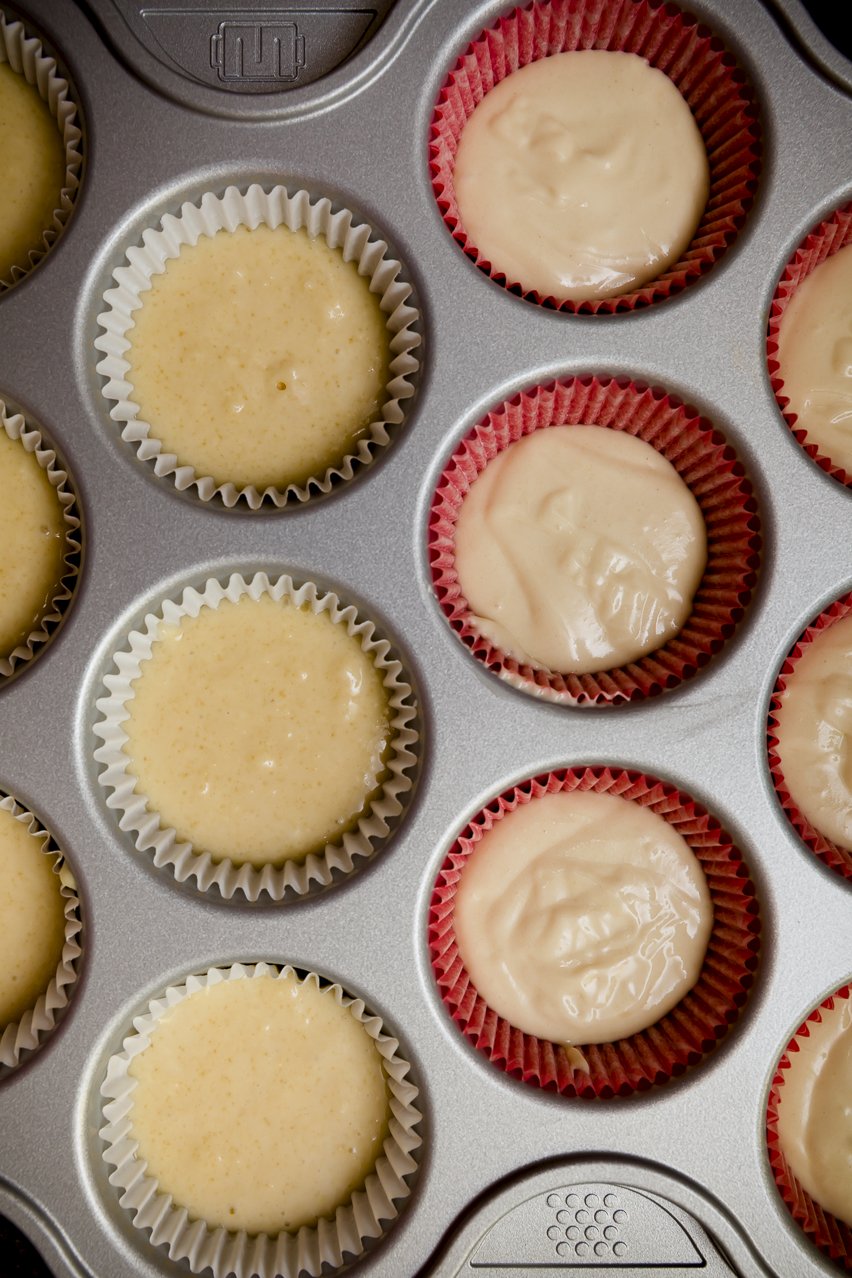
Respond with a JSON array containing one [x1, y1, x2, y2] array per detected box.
[[0, 1, 851, 1276]]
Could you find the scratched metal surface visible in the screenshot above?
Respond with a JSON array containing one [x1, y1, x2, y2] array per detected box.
[[0, 1, 850, 1275]]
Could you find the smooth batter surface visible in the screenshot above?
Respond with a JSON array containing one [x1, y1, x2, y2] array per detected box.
[[0, 805, 66, 1028], [124, 594, 391, 865], [128, 973, 390, 1234], [454, 790, 713, 1045], [454, 50, 709, 301], [774, 613, 852, 851], [0, 61, 66, 281], [454, 426, 707, 673], [777, 242, 852, 475], [128, 224, 390, 489], [0, 429, 66, 661], [776, 995, 852, 1226]]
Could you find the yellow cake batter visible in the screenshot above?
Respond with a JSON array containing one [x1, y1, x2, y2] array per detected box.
[[0, 429, 66, 662], [0, 804, 66, 1029], [128, 972, 390, 1234], [0, 61, 66, 282], [127, 224, 390, 489], [124, 593, 391, 865]]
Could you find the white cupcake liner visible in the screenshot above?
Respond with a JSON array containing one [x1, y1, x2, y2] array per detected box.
[[0, 792, 83, 1075], [0, 8, 84, 291], [100, 962, 423, 1278], [93, 572, 420, 901], [0, 398, 83, 681], [94, 183, 421, 509]]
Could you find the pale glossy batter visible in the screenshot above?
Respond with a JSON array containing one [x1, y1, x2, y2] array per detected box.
[[777, 242, 852, 475], [124, 594, 391, 865], [774, 613, 852, 851], [0, 805, 66, 1028], [128, 224, 390, 489], [776, 994, 852, 1226], [454, 426, 707, 673], [454, 50, 709, 301], [0, 429, 66, 661], [454, 790, 713, 1045], [0, 61, 66, 281], [128, 973, 390, 1234]]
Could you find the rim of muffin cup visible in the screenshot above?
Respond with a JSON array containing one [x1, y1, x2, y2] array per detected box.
[[428, 766, 761, 1099], [767, 589, 852, 883], [767, 200, 852, 490], [766, 982, 852, 1270], [0, 792, 83, 1078], [99, 961, 423, 1278], [429, 0, 762, 315], [93, 571, 420, 903], [94, 183, 421, 510], [0, 7, 84, 293], [0, 397, 83, 683], [428, 375, 761, 707]]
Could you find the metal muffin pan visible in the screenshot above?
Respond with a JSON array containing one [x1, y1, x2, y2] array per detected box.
[[0, 0, 850, 1274]]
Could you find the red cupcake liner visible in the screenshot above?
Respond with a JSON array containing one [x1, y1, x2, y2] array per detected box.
[[766, 983, 852, 1269], [429, 0, 762, 314], [767, 590, 852, 882], [428, 766, 760, 1099], [428, 375, 761, 706], [767, 201, 852, 489]]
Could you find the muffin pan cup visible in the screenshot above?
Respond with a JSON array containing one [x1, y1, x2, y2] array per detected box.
[[429, 0, 762, 314], [0, 397, 83, 682], [94, 184, 421, 509], [429, 375, 761, 706], [767, 200, 852, 489], [766, 983, 852, 1270], [0, 6, 83, 291], [767, 588, 852, 882], [0, 1, 851, 1276], [93, 571, 420, 902], [0, 792, 83, 1077], [429, 766, 761, 1098], [99, 962, 422, 1278]]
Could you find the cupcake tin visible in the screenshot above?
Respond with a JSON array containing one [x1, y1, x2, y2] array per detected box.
[[0, 1, 850, 1275]]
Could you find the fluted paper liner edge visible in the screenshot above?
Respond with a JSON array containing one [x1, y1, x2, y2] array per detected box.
[[0, 793, 83, 1075], [99, 962, 422, 1278], [93, 572, 419, 901], [0, 9, 83, 291], [428, 766, 760, 1097], [766, 983, 852, 1269], [94, 184, 421, 508], [0, 399, 83, 680]]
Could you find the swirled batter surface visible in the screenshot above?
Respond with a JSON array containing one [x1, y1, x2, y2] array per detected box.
[[454, 50, 708, 301], [776, 994, 852, 1226], [454, 425, 706, 673], [777, 242, 852, 475], [454, 789, 713, 1045], [774, 613, 852, 851]]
